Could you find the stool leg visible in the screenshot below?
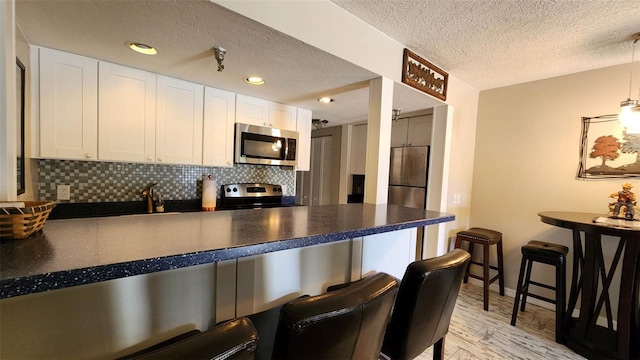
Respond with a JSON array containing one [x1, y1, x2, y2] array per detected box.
[[483, 242, 490, 311], [432, 336, 445, 360], [464, 242, 475, 284], [520, 259, 533, 312], [555, 260, 566, 344], [497, 240, 505, 296], [511, 255, 528, 326]]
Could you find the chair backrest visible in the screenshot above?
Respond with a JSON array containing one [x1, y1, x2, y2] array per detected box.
[[382, 249, 471, 360], [272, 272, 398, 360], [129, 317, 258, 360]]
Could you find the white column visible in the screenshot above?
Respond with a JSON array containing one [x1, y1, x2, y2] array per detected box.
[[364, 76, 393, 204], [1, 0, 17, 200], [424, 104, 455, 257]]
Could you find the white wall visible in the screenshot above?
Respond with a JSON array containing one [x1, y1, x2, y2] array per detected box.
[[473, 62, 640, 310]]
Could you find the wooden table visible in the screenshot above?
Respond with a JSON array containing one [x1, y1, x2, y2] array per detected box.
[[538, 211, 639, 359]]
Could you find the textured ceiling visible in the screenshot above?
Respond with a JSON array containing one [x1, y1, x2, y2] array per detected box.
[[332, 0, 640, 90], [14, 0, 640, 127]]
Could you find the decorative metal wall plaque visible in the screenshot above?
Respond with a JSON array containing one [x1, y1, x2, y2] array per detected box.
[[402, 48, 448, 101], [577, 115, 640, 179]]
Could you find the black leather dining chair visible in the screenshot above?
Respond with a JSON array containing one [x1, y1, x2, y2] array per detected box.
[[248, 271, 399, 360], [119, 317, 258, 360], [382, 248, 471, 360]]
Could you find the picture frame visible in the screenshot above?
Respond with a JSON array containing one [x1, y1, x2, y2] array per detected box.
[[577, 115, 640, 179], [16, 58, 25, 195]]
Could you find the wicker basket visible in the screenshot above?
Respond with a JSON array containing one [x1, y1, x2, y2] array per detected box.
[[0, 201, 56, 239]]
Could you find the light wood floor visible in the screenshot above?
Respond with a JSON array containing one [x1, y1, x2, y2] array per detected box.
[[416, 284, 585, 360]]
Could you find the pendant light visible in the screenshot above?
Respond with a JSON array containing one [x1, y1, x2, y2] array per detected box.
[[619, 33, 640, 133]]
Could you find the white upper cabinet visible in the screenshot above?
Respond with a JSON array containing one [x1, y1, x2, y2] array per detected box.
[[351, 124, 367, 175], [236, 94, 297, 131], [390, 115, 432, 147], [235, 94, 269, 127], [269, 102, 297, 131], [156, 75, 204, 165], [98, 62, 156, 162], [390, 119, 409, 147], [203, 87, 236, 167], [296, 108, 312, 171], [39, 48, 98, 160]]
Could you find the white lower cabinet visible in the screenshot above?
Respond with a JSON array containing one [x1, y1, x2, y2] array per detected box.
[[98, 62, 156, 162], [203, 87, 236, 167], [156, 75, 204, 165], [236, 240, 353, 315], [39, 48, 98, 160], [360, 228, 416, 279]]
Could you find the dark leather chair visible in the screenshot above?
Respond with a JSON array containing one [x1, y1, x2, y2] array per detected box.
[[119, 317, 258, 360], [382, 249, 471, 360], [248, 272, 398, 360]]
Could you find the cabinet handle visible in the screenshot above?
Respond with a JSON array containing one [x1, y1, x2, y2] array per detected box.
[[146, 156, 153, 161], [227, 161, 232, 165], [157, 157, 163, 162], [407, 143, 411, 146], [84, 153, 92, 159]]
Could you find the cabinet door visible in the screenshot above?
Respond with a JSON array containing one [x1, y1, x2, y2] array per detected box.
[[390, 118, 408, 147], [269, 102, 297, 131], [235, 94, 269, 127], [203, 87, 236, 167], [98, 62, 156, 162], [296, 108, 312, 171], [406, 115, 432, 146], [39, 48, 98, 160], [350, 124, 367, 175], [156, 75, 204, 165]]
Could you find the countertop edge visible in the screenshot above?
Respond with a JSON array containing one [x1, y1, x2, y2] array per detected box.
[[0, 213, 454, 299]]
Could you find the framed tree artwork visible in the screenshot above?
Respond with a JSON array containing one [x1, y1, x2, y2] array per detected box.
[[577, 115, 640, 179]]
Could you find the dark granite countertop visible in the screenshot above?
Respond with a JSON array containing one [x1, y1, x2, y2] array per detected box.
[[0, 204, 454, 299]]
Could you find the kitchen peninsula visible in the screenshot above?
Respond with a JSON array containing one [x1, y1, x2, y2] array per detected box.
[[0, 204, 453, 358], [1, 204, 453, 299]]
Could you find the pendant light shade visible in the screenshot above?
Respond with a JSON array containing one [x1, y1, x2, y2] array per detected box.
[[619, 34, 640, 133]]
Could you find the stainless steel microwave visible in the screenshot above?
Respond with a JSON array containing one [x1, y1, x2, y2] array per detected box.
[[235, 123, 298, 166]]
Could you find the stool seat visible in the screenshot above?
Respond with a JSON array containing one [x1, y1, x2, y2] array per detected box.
[[456, 227, 502, 244], [522, 240, 569, 263]]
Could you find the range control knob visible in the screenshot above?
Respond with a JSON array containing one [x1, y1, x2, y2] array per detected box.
[[273, 187, 278, 192], [232, 187, 238, 192], [226, 188, 231, 193]]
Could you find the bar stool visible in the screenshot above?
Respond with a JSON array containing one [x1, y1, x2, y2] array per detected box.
[[511, 240, 568, 344], [454, 227, 505, 311]]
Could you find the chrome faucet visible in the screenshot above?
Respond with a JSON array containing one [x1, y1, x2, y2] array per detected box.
[[141, 183, 157, 213]]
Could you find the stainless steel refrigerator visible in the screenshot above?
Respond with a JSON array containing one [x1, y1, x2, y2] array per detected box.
[[388, 146, 429, 208], [388, 146, 430, 258]]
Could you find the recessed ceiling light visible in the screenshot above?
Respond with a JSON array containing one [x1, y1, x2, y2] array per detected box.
[[126, 41, 158, 55], [318, 97, 334, 103], [245, 76, 265, 85]]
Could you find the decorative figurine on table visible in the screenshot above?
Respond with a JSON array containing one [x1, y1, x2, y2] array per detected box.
[[609, 183, 637, 220]]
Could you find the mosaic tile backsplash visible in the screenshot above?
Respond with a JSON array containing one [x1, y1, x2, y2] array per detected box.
[[36, 159, 296, 202]]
